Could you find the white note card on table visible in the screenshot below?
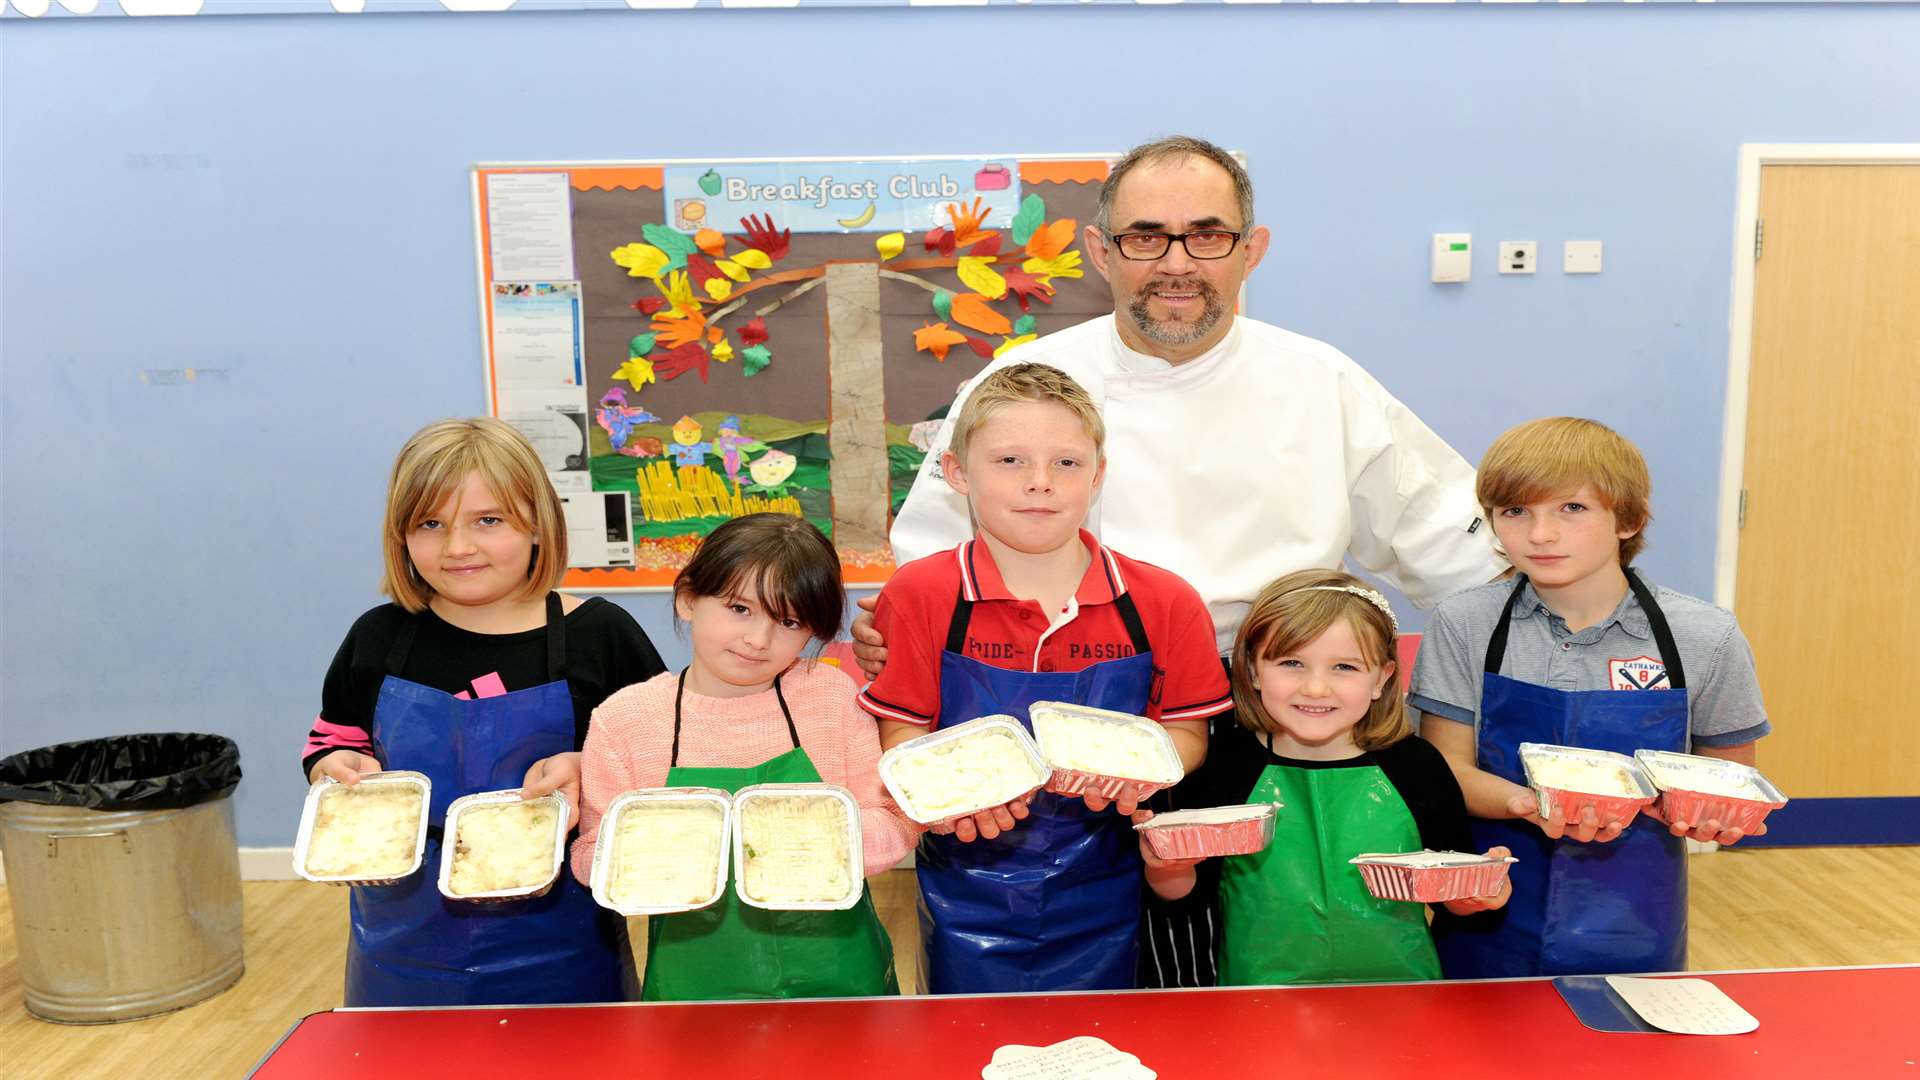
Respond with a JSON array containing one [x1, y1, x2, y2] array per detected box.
[[982, 1036, 1157, 1080], [1605, 976, 1760, 1035]]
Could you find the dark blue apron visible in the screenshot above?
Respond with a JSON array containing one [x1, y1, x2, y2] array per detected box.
[[345, 594, 633, 1007], [1433, 569, 1689, 978], [916, 588, 1156, 994]]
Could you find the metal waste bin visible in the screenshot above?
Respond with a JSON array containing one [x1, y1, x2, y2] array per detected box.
[[0, 733, 244, 1023]]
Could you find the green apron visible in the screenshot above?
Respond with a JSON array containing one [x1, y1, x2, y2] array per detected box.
[[641, 670, 897, 1002], [1219, 749, 1443, 986]]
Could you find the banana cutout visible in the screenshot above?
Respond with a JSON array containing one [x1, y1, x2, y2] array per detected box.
[[836, 202, 878, 229]]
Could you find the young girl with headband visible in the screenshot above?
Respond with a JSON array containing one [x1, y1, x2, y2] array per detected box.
[[1137, 569, 1510, 986]]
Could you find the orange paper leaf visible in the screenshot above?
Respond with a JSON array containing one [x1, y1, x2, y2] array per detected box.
[[948, 197, 994, 248], [694, 228, 728, 258], [913, 321, 969, 362], [651, 309, 708, 349], [949, 293, 1012, 336], [1025, 218, 1078, 261]]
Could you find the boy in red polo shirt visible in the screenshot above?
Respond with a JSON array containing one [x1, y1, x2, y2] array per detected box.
[[859, 362, 1230, 994]]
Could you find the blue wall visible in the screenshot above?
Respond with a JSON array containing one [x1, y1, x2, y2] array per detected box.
[[3, 6, 1917, 845]]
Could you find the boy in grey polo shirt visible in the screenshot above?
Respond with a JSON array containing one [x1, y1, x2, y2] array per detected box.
[[1411, 580, 1768, 762], [1412, 418, 1770, 978]]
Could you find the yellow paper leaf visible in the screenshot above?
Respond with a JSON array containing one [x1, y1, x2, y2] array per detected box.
[[1023, 250, 1084, 282], [716, 259, 750, 282], [704, 276, 733, 301], [993, 334, 1037, 358], [660, 270, 698, 316], [949, 294, 1013, 336], [956, 256, 1007, 299], [694, 228, 727, 258], [876, 232, 906, 261], [712, 339, 734, 363], [611, 356, 655, 390], [732, 249, 772, 270], [611, 243, 669, 280]]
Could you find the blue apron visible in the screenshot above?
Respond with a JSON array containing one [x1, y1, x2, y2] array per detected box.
[[916, 588, 1157, 994], [345, 594, 634, 1007], [1433, 569, 1689, 978]]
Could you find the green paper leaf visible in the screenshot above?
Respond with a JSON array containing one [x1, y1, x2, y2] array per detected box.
[[641, 223, 698, 270], [628, 333, 656, 358], [932, 289, 953, 322], [1013, 314, 1036, 337], [1011, 194, 1047, 246], [741, 344, 772, 377]]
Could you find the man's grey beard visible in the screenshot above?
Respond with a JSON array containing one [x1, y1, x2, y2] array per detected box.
[[1126, 279, 1227, 347]]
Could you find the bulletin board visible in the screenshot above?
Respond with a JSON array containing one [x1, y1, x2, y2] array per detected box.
[[472, 154, 1116, 590]]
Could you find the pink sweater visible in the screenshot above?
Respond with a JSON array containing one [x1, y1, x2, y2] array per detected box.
[[571, 661, 921, 886]]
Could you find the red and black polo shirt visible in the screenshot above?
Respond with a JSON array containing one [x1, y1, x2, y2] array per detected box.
[[857, 530, 1232, 728]]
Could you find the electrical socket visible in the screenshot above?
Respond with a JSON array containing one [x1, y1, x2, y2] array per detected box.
[[1498, 241, 1537, 275]]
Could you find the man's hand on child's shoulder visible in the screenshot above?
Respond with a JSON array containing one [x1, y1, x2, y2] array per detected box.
[[851, 595, 886, 680]]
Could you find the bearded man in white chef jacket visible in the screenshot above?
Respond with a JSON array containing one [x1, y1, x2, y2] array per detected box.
[[854, 133, 1506, 988]]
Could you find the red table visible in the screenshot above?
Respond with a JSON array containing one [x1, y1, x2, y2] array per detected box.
[[252, 965, 1920, 1078]]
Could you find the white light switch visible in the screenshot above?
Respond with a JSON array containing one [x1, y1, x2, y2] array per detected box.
[[1564, 240, 1603, 274], [1432, 233, 1472, 283]]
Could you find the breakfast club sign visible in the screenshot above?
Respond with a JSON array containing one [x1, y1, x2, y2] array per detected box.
[[661, 159, 1025, 236]]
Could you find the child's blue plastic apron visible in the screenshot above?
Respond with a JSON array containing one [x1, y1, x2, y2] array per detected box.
[[916, 587, 1156, 994], [345, 594, 631, 1006], [1433, 569, 1688, 978]]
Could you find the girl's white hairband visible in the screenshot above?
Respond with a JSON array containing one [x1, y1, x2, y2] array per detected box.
[[1284, 585, 1399, 632]]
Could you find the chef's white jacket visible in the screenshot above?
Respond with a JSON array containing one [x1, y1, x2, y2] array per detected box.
[[889, 315, 1506, 653]]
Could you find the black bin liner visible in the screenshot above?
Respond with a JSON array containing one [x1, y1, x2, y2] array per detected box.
[[0, 733, 242, 811]]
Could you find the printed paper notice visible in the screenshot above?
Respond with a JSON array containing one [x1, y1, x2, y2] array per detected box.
[[1605, 976, 1760, 1035], [982, 1037, 1156, 1080], [491, 282, 584, 393], [560, 491, 635, 568], [505, 409, 590, 493], [487, 172, 576, 282]]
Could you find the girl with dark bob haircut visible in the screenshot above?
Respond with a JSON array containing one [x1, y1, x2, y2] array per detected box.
[[672, 512, 846, 646], [570, 511, 920, 1002]]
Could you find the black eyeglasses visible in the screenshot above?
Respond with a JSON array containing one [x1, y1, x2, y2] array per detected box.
[[1104, 229, 1244, 261]]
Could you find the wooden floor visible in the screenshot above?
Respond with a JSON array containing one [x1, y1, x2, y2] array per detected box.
[[3, 847, 1917, 1079]]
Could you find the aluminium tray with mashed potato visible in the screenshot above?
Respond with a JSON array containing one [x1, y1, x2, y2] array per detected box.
[[293, 770, 432, 886], [877, 715, 1052, 827], [590, 787, 733, 916], [731, 783, 865, 912], [438, 790, 570, 903]]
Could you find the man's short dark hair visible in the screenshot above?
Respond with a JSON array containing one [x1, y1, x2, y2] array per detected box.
[[1095, 135, 1255, 233]]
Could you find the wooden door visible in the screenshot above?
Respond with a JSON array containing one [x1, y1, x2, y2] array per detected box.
[[1735, 164, 1920, 798]]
